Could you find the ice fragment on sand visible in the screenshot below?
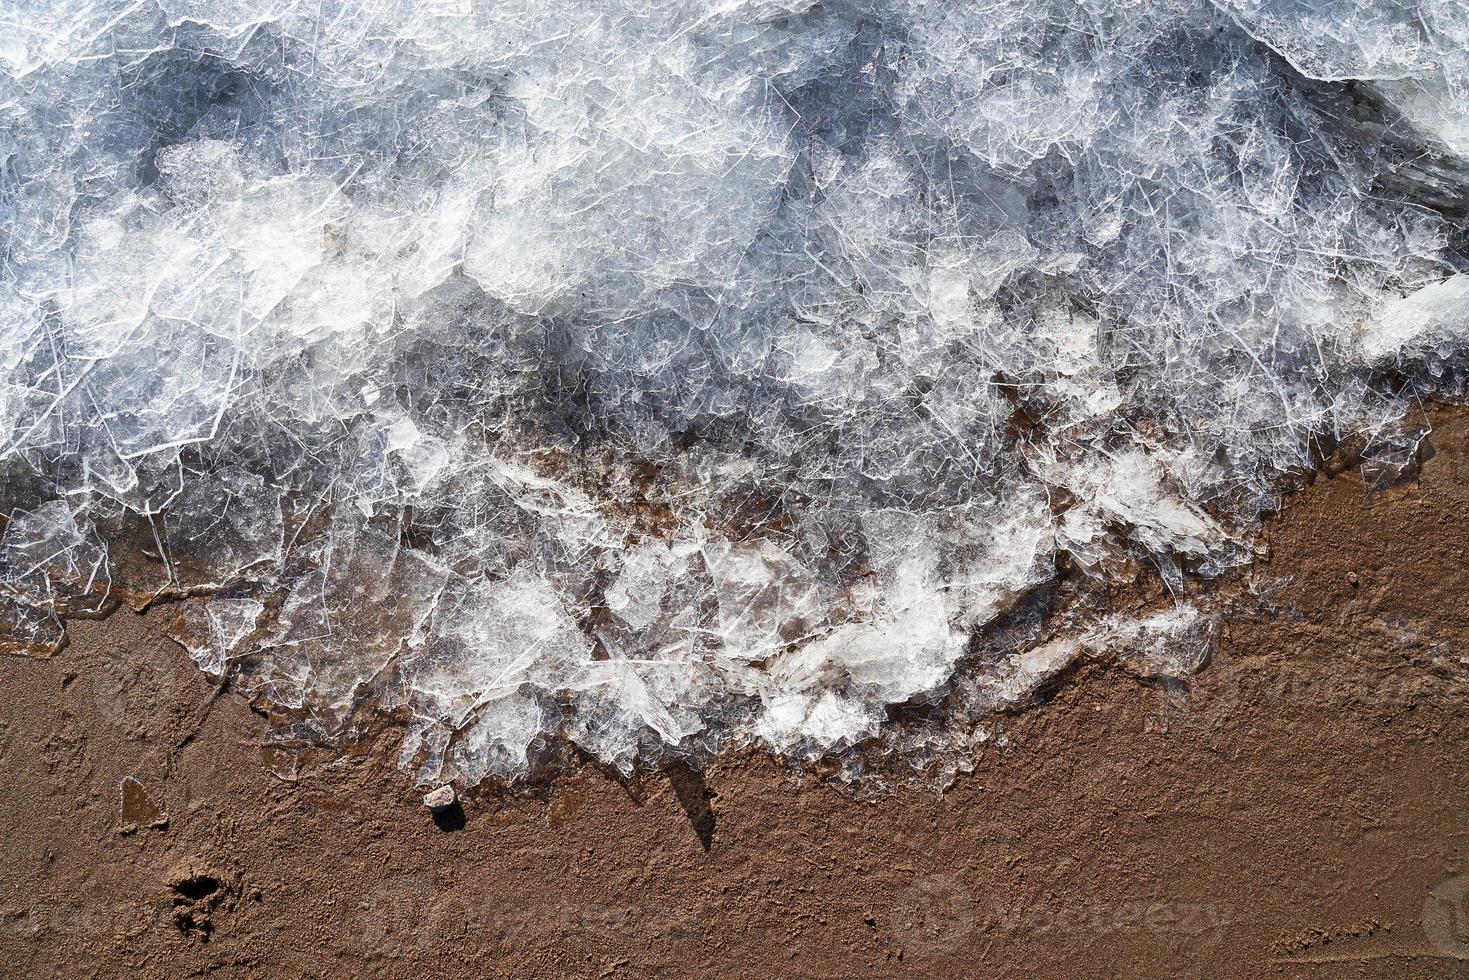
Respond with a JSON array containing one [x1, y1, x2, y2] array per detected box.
[[0, 0, 1466, 780]]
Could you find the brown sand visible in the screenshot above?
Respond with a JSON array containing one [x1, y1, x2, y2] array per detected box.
[[4, 410, 1469, 979]]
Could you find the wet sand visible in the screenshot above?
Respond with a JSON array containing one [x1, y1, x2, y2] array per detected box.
[[3, 412, 1469, 978]]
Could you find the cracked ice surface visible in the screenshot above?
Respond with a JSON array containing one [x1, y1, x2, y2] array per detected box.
[[1, 0, 1467, 782]]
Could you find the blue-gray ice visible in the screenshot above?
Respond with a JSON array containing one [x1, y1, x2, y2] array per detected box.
[[0, 0, 1465, 782]]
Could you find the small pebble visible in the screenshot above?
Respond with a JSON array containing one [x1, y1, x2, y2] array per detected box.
[[423, 785, 456, 811], [1347, 572, 1359, 586]]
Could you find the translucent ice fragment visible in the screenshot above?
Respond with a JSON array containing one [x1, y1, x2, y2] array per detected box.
[[705, 540, 825, 665], [984, 604, 1215, 708], [259, 515, 449, 724], [0, 501, 110, 655], [1219, 0, 1437, 81], [399, 566, 593, 719], [172, 596, 265, 674], [605, 540, 681, 631], [163, 467, 285, 590], [1361, 275, 1469, 360]]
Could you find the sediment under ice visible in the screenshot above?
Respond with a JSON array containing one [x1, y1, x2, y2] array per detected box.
[[1, 0, 1466, 783]]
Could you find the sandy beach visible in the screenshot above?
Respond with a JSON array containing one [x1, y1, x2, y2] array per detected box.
[[3, 411, 1468, 978]]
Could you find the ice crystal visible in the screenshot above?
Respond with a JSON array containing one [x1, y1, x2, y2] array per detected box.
[[1, 0, 1466, 782]]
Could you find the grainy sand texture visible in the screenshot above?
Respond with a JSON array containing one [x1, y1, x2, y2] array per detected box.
[[4, 409, 1469, 978]]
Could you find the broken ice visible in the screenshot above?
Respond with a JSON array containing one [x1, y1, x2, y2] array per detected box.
[[0, 0, 1464, 780]]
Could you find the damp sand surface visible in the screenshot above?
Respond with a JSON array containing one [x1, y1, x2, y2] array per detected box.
[[4, 411, 1469, 978]]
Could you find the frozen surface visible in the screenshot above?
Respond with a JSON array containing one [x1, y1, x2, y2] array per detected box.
[[1, 0, 1466, 781]]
